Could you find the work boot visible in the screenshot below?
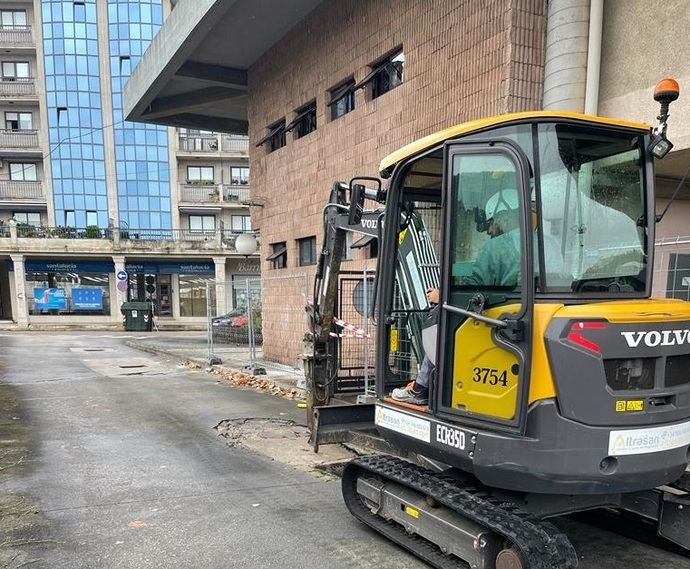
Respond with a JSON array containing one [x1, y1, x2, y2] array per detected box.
[[391, 381, 428, 405]]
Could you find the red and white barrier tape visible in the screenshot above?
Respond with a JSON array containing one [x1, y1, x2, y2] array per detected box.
[[333, 316, 370, 339]]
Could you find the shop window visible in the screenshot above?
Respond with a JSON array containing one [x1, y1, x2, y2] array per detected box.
[[298, 236, 317, 266], [355, 48, 405, 99], [179, 274, 207, 317], [231, 214, 251, 232], [9, 163, 37, 181], [189, 215, 215, 232], [286, 101, 317, 139], [328, 79, 355, 120], [5, 112, 32, 130], [267, 241, 287, 269], [13, 212, 40, 226], [230, 167, 250, 185], [256, 119, 286, 152], [0, 10, 27, 29], [187, 166, 214, 185], [1, 61, 30, 80], [26, 271, 111, 316]]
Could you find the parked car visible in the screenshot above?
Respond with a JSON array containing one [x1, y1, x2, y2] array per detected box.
[[212, 308, 262, 345]]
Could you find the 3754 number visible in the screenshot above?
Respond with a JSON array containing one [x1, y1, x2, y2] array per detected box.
[[472, 367, 508, 387]]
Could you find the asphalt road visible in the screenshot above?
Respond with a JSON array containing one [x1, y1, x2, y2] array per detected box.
[[0, 332, 688, 569]]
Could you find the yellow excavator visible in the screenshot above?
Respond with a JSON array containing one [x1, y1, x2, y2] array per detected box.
[[306, 79, 690, 568]]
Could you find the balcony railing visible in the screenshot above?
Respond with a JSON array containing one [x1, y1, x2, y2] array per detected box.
[[0, 77, 35, 97], [0, 26, 33, 46], [178, 136, 219, 153], [16, 225, 107, 239], [0, 180, 43, 199], [0, 129, 38, 148], [179, 183, 250, 205], [180, 183, 219, 203], [222, 184, 250, 203], [220, 135, 249, 154]]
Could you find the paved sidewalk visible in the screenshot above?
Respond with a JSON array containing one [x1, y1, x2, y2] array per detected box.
[[125, 331, 306, 392]]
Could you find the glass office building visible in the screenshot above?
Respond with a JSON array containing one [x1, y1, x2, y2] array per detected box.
[[108, 0, 171, 231], [41, 0, 170, 231], [41, 0, 108, 228]]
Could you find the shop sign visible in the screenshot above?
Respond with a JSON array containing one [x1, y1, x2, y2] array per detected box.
[[34, 288, 67, 310], [25, 260, 114, 273], [235, 260, 260, 274], [125, 261, 213, 274], [72, 288, 104, 311]]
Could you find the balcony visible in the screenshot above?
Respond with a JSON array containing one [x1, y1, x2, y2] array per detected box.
[[179, 183, 250, 207], [180, 183, 220, 203], [0, 129, 39, 150], [177, 134, 249, 156], [178, 135, 219, 153], [222, 184, 250, 204], [0, 26, 34, 48], [220, 135, 249, 155], [0, 78, 36, 98], [0, 180, 44, 200]]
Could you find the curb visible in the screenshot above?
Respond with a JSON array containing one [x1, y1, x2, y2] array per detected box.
[[125, 339, 305, 396]]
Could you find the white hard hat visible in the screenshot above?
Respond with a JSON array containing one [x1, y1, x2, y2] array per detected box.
[[485, 189, 518, 219]]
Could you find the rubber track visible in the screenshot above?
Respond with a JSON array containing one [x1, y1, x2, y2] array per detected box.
[[342, 455, 578, 569]]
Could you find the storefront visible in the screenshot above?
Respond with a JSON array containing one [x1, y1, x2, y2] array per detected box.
[[23, 259, 114, 317], [124, 260, 215, 318]]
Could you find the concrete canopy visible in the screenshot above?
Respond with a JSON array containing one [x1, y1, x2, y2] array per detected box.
[[123, 0, 324, 134]]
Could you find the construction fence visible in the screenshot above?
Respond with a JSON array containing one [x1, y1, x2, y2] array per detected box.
[[204, 270, 377, 391]]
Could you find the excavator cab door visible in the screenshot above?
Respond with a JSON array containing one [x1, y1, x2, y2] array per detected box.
[[436, 140, 534, 433]]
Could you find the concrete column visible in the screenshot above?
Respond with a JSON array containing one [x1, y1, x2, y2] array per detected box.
[[10, 254, 28, 328], [112, 255, 127, 325], [171, 273, 181, 318], [9, 219, 17, 245], [213, 256, 227, 316], [96, 0, 120, 228]]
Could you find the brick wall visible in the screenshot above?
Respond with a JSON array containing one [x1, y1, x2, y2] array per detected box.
[[247, 0, 547, 363]]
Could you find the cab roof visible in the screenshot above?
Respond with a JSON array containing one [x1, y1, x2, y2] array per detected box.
[[379, 110, 650, 175]]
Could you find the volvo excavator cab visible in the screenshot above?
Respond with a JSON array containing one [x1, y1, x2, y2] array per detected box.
[[307, 79, 690, 568]]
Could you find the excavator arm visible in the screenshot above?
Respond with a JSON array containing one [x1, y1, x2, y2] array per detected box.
[[305, 180, 384, 418]]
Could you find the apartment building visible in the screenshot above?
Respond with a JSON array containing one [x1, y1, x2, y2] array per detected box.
[[0, 0, 258, 328]]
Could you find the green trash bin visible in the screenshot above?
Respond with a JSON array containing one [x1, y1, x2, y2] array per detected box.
[[121, 301, 154, 331]]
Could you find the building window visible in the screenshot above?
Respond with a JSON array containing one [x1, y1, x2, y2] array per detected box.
[[57, 107, 68, 125], [119, 56, 131, 76], [355, 48, 405, 99], [5, 112, 32, 130], [329, 79, 355, 120], [230, 167, 250, 185], [189, 215, 215, 232], [1, 61, 30, 80], [0, 10, 27, 29], [9, 163, 37, 181], [286, 102, 317, 139], [13, 212, 40, 226], [73, 1, 86, 21], [187, 166, 214, 184], [267, 241, 287, 269], [231, 215, 251, 232], [86, 211, 98, 227], [298, 236, 317, 266], [256, 119, 286, 152], [64, 211, 75, 227]]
